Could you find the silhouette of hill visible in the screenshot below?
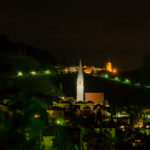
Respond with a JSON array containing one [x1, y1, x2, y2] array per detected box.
[[0, 34, 57, 65]]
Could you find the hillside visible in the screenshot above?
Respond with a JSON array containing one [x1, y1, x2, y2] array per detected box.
[[55, 73, 150, 106], [0, 34, 57, 66]]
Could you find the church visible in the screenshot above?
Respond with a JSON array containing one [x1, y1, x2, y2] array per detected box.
[[76, 60, 104, 104], [76, 60, 84, 102]]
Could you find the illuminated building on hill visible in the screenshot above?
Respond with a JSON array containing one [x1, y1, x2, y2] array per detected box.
[[64, 66, 78, 73], [63, 59, 117, 74], [105, 59, 118, 74], [106, 60, 112, 72]]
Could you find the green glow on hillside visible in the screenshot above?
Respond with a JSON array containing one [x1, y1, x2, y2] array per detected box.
[[145, 85, 150, 89], [123, 78, 131, 84], [30, 71, 36, 75], [17, 72, 23, 76], [113, 77, 120, 82], [45, 70, 51, 74], [134, 83, 141, 87], [103, 74, 109, 79]]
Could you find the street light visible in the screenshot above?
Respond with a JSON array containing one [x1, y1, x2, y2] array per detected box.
[[30, 71, 36, 75], [113, 77, 120, 82], [17, 71, 23, 76], [123, 78, 131, 84], [45, 70, 51, 75]]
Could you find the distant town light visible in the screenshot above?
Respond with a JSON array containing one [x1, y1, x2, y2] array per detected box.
[[103, 74, 109, 79], [30, 71, 36, 75], [120, 125, 125, 131], [113, 77, 120, 82], [56, 118, 66, 126], [116, 113, 121, 118], [134, 83, 141, 87], [45, 70, 50, 74], [34, 114, 40, 118], [65, 120, 70, 123], [135, 139, 141, 143], [123, 78, 131, 84], [112, 68, 117, 74], [145, 85, 150, 88], [17, 71, 23, 76]]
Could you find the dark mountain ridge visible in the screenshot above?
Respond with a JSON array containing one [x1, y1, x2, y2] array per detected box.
[[0, 34, 57, 66]]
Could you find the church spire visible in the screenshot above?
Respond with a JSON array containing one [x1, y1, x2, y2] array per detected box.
[[79, 59, 82, 68], [78, 59, 83, 76], [76, 59, 84, 102]]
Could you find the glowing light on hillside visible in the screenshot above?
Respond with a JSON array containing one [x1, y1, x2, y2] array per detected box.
[[45, 70, 50, 74], [134, 83, 141, 87], [145, 85, 150, 88], [113, 77, 120, 82], [112, 68, 117, 74], [123, 78, 131, 84], [103, 74, 109, 79], [17, 71, 23, 76], [30, 71, 36, 75]]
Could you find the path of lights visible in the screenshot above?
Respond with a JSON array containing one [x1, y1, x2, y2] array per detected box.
[[16, 70, 51, 77], [16, 71, 150, 89], [101, 74, 150, 89]]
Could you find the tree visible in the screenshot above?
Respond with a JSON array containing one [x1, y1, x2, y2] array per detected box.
[[52, 126, 76, 150], [87, 133, 113, 150], [0, 93, 49, 150]]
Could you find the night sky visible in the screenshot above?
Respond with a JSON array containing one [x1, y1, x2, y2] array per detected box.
[[0, 1, 150, 70]]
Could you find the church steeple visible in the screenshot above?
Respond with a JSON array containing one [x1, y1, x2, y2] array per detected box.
[[78, 59, 83, 77], [76, 59, 84, 102]]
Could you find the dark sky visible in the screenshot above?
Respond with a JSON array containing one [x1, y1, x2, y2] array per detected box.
[[0, 1, 150, 70]]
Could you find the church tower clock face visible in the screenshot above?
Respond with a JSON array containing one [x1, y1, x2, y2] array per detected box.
[[76, 60, 84, 102]]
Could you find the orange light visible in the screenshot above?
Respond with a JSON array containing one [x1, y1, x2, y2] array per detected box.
[[34, 114, 40, 118], [106, 62, 112, 72], [84, 68, 93, 74], [83, 65, 87, 69], [66, 120, 70, 123], [50, 140, 53, 144], [112, 68, 117, 74], [135, 139, 141, 143]]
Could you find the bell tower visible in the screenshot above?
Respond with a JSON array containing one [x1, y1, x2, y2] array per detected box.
[[77, 60, 84, 102], [106, 58, 112, 72]]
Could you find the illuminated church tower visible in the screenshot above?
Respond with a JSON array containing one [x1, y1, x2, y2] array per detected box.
[[77, 60, 84, 102], [106, 58, 112, 72]]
